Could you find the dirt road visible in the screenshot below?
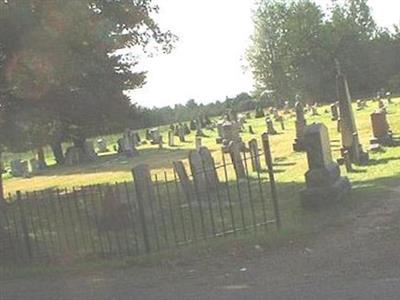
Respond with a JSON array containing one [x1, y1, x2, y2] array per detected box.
[[2, 192, 400, 300]]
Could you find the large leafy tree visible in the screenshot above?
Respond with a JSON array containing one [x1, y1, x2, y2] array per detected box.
[[248, 0, 399, 103], [0, 0, 175, 163]]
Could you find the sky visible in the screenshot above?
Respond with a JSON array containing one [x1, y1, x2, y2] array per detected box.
[[129, 0, 400, 108]]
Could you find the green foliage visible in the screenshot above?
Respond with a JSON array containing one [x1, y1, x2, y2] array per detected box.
[[248, 0, 400, 103], [0, 0, 176, 152]]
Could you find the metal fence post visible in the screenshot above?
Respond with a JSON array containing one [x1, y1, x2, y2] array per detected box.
[[261, 133, 282, 230], [16, 191, 33, 260]]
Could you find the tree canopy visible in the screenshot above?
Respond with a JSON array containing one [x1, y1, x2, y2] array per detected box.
[[247, 0, 400, 103], [0, 0, 175, 154]]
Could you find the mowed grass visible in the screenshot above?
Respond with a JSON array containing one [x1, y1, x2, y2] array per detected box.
[[3, 98, 400, 198]]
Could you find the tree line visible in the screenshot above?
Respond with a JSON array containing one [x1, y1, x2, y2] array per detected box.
[[247, 0, 400, 103]]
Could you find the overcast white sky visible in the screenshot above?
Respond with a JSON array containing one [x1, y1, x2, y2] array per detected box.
[[129, 0, 400, 108]]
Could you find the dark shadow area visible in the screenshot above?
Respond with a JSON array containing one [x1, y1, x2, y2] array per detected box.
[[367, 156, 400, 166]]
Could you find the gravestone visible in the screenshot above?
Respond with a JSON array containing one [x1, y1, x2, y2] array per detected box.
[[97, 139, 109, 153], [195, 118, 206, 137], [330, 102, 339, 121], [173, 161, 193, 199], [248, 139, 261, 172], [158, 136, 163, 149], [84, 141, 98, 160], [168, 130, 175, 147], [228, 141, 246, 179], [221, 121, 242, 151], [199, 146, 219, 190], [370, 111, 393, 146], [149, 128, 161, 145], [293, 101, 307, 152], [183, 123, 191, 135], [120, 130, 139, 157], [300, 123, 351, 208], [336, 62, 369, 165], [216, 120, 224, 144], [266, 118, 278, 135], [311, 104, 319, 116], [195, 136, 202, 150], [178, 125, 186, 142], [10, 160, 29, 177], [188, 150, 207, 195], [29, 158, 40, 174]]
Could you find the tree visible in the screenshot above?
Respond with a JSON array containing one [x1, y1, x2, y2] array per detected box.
[[0, 0, 176, 163], [247, 0, 398, 103]]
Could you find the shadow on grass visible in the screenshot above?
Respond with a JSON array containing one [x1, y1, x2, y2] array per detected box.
[[30, 148, 190, 178], [367, 156, 400, 166]]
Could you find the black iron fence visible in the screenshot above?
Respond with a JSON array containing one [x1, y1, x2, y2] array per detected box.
[[0, 134, 281, 264]]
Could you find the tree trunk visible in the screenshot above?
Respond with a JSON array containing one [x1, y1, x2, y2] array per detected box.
[[37, 147, 47, 169], [51, 142, 65, 165]]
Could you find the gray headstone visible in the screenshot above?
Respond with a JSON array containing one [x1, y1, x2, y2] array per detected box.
[[10, 160, 29, 177], [97, 139, 109, 153], [188, 150, 207, 194], [248, 139, 261, 172], [195, 137, 202, 150], [370, 111, 393, 146], [300, 123, 351, 208], [168, 130, 175, 147], [198, 146, 219, 189], [173, 161, 193, 199], [228, 141, 246, 179]]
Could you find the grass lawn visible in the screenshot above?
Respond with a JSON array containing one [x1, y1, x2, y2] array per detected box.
[[3, 98, 400, 199]]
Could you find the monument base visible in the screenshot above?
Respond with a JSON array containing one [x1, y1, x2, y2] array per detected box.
[[300, 177, 351, 209], [370, 132, 394, 146]]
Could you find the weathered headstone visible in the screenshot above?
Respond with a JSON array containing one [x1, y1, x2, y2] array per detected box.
[[195, 136, 202, 150], [311, 104, 319, 116], [330, 102, 339, 121], [266, 118, 278, 135], [300, 123, 351, 208], [370, 111, 393, 146], [10, 160, 29, 177], [228, 141, 246, 179], [199, 146, 219, 189], [97, 139, 109, 153], [336, 61, 369, 165], [84, 141, 98, 160], [293, 101, 307, 152], [168, 130, 175, 147], [188, 150, 207, 194], [178, 125, 186, 142], [158, 136, 163, 149], [173, 161, 193, 199], [149, 128, 161, 145], [29, 158, 40, 174], [248, 139, 261, 172]]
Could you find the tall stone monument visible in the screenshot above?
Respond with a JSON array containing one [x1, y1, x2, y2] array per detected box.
[[293, 101, 307, 152], [336, 60, 368, 165], [300, 123, 351, 208]]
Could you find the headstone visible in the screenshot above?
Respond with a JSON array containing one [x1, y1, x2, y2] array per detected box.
[[248, 139, 261, 172], [195, 118, 206, 137], [168, 130, 175, 147], [173, 161, 193, 199], [189, 120, 197, 131], [300, 123, 351, 208], [183, 123, 191, 135], [97, 139, 109, 153], [311, 104, 319, 116], [10, 160, 29, 177], [199, 146, 219, 189], [293, 101, 307, 152], [370, 111, 393, 146], [195, 136, 202, 150], [330, 102, 339, 121], [336, 61, 369, 165], [178, 125, 186, 142], [158, 136, 163, 149], [266, 118, 278, 135], [84, 141, 98, 160], [188, 150, 207, 195], [228, 141, 246, 179], [29, 158, 40, 174], [378, 99, 387, 113], [149, 128, 161, 145]]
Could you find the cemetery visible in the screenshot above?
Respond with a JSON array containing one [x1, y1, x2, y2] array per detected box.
[[2, 1, 400, 298]]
